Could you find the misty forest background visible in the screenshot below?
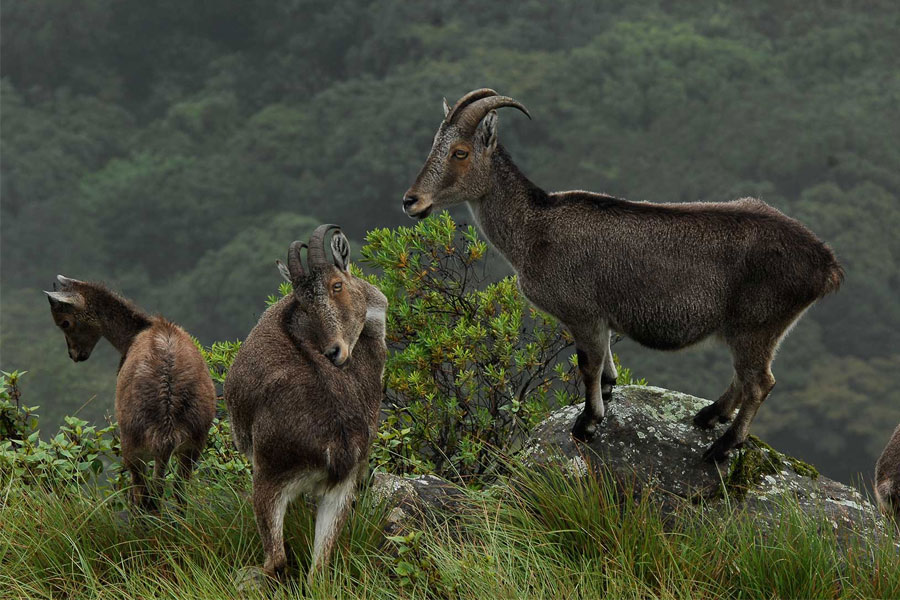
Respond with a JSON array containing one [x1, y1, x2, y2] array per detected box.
[[1, 1, 898, 487]]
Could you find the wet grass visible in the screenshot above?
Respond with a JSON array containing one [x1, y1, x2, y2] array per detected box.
[[1, 463, 898, 599]]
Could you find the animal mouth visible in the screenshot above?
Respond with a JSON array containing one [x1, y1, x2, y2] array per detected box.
[[409, 204, 433, 220]]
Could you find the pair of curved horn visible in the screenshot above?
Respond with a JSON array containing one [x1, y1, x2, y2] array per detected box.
[[443, 88, 531, 134], [283, 224, 347, 281]]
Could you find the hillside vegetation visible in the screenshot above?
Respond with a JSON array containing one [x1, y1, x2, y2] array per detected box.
[[2, 211, 899, 598], [2, 1, 899, 484]]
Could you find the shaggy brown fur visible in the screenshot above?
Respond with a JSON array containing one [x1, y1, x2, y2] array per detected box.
[[403, 89, 843, 462], [875, 423, 900, 522], [45, 275, 215, 511], [225, 226, 387, 582]]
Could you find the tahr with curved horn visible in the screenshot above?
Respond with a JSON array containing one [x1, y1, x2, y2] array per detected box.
[[403, 89, 843, 463]]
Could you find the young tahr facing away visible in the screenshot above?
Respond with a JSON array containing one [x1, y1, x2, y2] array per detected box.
[[875, 423, 900, 522], [45, 275, 216, 511], [224, 225, 388, 582], [402, 89, 843, 462]]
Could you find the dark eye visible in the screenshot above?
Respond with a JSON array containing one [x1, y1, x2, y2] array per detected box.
[[60, 320, 71, 329], [332, 282, 343, 293], [452, 149, 469, 160]]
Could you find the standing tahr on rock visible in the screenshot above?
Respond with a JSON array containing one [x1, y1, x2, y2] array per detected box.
[[225, 225, 388, 583], [45, 275, 216, 512], [402, 88, 843, 462]]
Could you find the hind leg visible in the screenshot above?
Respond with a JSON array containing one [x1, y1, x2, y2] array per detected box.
[[703, 335, 777, 462], [252, 471, 298, 578], [173, 446, 201, 514], [147, 449, 173, 513], [123, 453, 156, 512], [693, 375, 740, 429]]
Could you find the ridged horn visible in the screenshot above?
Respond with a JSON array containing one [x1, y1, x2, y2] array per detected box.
[[455, 95, 532, 135], [286, 241, 308, 281], [444, 88, 498, 125], [307, 224, 342, 268]]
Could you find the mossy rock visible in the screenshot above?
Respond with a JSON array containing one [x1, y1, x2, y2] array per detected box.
[[524, 385, 883, 541], [720, 435, 818, 501]]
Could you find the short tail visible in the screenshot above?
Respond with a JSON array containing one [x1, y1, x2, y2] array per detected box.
[[875, 478, 900, 521], [823, 261, 844, 296], [144, 329, 192, 456]]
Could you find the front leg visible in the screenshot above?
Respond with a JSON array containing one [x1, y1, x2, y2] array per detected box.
[[308, 468, 359, 585], [252, 474, 290, 578]]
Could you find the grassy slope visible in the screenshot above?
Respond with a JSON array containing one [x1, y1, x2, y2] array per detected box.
[[1, 465, 898, 600]]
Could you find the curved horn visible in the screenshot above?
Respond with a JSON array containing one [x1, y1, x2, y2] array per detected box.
[[455, 95, 531, 135], [57, 274, 82, 290], [444, 88, 498, 124], [307, 224, 342, 268], [286, 241, 308, 281]]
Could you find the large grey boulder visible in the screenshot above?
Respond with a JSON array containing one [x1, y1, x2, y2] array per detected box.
[[369, 472, 466, 538], [522, 385, 886, 540]]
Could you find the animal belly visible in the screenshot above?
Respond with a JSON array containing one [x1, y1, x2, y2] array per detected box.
[[615, 313, 717, 351]]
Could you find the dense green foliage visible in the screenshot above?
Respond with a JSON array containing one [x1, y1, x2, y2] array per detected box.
[[364, 214, 582, 479], [2, 1, 898, 485]]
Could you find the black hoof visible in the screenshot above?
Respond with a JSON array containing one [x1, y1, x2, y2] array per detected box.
[[571, 412, 600, 442], [693, 404, 721, 430], [702, 430, 738, 463], [601, 376, 616, 402]]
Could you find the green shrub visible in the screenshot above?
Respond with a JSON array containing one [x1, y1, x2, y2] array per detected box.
[[1, 370, 118, 491], [361, 213, 581, 481], [0, 369, 248, 495]]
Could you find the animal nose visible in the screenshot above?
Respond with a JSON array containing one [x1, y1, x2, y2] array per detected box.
[[402, 194, 419, 211], [324, 345, 341, 364]]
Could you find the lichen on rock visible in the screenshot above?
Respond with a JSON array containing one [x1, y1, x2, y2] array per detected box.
[[522, 385, 884, 541]]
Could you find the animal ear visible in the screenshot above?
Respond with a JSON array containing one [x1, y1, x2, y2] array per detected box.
[[275, 259, 292, 283], [442, 97, 451, 117], [45, 290, 84, 310], [480, 110, 499, 154], [331, 232, 351, 272]]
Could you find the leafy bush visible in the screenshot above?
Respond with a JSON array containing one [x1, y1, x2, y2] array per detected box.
[[1, 370, 118, 491], [361, 212, 636, 481], [0, 369, 249, 494]]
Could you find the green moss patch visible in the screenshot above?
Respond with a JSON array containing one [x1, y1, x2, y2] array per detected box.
[[721, 435, 818, 501]]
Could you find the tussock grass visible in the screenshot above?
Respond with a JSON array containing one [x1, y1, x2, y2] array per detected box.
[[1, 465, 897, 599]]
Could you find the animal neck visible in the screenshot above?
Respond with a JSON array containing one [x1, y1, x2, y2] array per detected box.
[[467, 145, 547, 270], [85, 285, 153, 355]]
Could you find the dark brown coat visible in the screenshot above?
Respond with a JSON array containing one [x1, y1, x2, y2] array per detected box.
[[46, 275, 215, 511]]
